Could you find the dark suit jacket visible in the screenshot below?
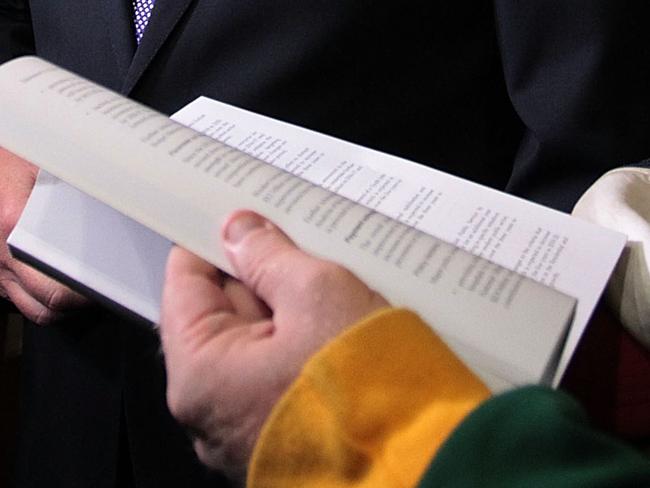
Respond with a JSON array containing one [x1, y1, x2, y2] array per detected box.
[[1, 1, 650, 487]]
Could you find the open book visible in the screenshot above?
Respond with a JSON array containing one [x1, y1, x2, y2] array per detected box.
[[0, 57, 626, 391]]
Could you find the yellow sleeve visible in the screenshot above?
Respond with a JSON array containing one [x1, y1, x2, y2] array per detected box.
[[247, 308, 490, 488]]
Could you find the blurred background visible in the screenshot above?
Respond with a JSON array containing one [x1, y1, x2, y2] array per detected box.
[[1, 300, 22, 487]]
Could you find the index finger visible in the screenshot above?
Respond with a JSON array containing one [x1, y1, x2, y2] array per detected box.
[[12, 259, 89, 310], [160, 246, 233, 343]]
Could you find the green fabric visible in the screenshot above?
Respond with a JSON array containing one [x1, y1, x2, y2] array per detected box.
[[418, 386, 650, 487]]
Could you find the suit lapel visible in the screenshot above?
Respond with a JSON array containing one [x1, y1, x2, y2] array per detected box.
[[121, 0, 195, 94], [99, 0, 136, 86]]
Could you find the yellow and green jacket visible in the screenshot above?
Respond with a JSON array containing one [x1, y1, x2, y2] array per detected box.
[[248, 309, 650, 487]]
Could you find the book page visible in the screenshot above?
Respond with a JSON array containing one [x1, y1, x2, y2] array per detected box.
[[0, 57, 577, 388], [172, 97, 627, 384], [10, 171, 171, 322]]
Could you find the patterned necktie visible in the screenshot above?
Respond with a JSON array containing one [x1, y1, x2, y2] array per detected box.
[[132, 0, 156, 44]]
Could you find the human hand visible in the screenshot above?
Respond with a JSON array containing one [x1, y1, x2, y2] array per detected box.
[[0, 147, 89, 324], [160, 210, 388, 481]]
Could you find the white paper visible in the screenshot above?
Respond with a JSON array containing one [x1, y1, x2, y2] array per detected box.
[[172, 97, 627, 383], [1, 57, 618, 388]]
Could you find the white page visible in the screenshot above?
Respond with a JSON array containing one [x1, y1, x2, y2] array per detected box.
[[172, 97, 627, 384], [10, 171, 171, 322], [0, 57, 577, 390]]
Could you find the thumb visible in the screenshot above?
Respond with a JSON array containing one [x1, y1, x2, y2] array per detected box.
[[222, 210, 309, 309]]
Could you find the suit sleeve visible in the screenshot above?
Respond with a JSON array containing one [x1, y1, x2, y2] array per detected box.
[[0, 0, 36, 63], [494, 1, 650, 212]]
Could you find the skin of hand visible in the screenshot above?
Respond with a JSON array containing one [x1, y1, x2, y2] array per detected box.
[[160, 210, 389, 482], [0, 147, 89, 324]]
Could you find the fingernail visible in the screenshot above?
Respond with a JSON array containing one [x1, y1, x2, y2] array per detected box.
[[223, 212, 267, 244]]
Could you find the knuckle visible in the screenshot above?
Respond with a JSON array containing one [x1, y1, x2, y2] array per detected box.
[[166, 382, 203, 430], [303, 261, 353, 291], [246, 256, 273, 292], [43, 284, 83, 313], [243, 245, 289, 293], [32, 307, 58, 326], [44, 286, 63, 311], [326, 263, 357, 283], [166, 387, 192, 424], [43, 285, 77, 313], [0, 202, 21, 238], [0, 275, 12, 298], [194, 442, 222, 471]]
